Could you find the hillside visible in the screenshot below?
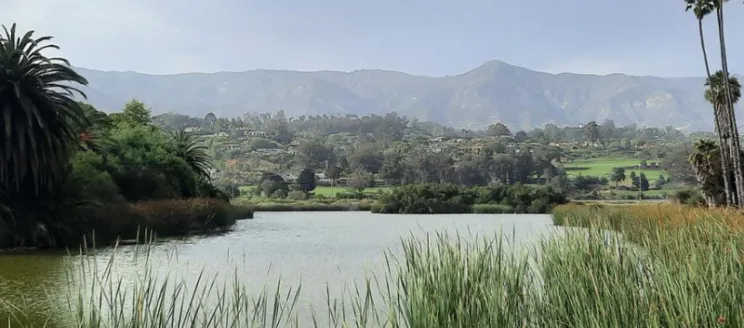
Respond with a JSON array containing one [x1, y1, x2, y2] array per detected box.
[[74, 60, 728, 131]]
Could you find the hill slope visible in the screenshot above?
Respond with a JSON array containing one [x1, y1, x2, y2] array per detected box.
[[74, 60, 726, 131]]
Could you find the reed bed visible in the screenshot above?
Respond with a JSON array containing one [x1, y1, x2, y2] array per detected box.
[[3, 204, 744, 327]]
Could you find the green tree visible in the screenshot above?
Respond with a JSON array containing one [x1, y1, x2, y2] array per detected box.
[[639, 173, 650, 191], [204, 112, 217, 126], [610, 167, 626, 186], [76, 103, 113, 155], [583, 121, 601, 146], [655, 174, 667, 189], [629, 171, 638, 189], [514, 130, 528, 142], [380, 143, 409, 185], [348, 145, 384, 174], [487, 122, 512, 137], [260, 179, 287, 198], [0, 24, 89, 194], [117, 99, 152, 126], [347, 168, 374, 192], [297, 140, 334, 170], [296, 167, 317, 193], [171, 128, 212, 179]]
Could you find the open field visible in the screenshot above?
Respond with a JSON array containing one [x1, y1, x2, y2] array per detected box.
[[561, 157, 667, 181], [599, 188, 671, 198]]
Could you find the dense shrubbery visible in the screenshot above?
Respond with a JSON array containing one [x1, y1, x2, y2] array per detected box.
[[0, 109, 252, 249], [0, 27, 250, 250], [0, 64, 247, 248], [371, 183, 567, 214], [670, 188, 707, 206]]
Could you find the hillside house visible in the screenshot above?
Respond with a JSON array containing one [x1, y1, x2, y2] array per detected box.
[[466, 143, 487, 154], [206, 132, 229, 138], [248, 131, 269, 137], [223, 143, 241, 151]]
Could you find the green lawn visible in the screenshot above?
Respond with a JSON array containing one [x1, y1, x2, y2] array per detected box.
[[600, 189, 671, 197], [240, 185, 392, 197], [562, 157, 667, 182], [311, 186, 391, 197]]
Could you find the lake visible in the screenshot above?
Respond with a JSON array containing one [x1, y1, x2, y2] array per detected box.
[[0, 212, 561, 327]]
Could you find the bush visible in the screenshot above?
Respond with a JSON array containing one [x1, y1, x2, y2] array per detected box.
[[373, 183, 566, 214], [471, 204, 514, 214], [132, 198, 241, 237], [670, 188, 706, 206], [286, 191, 308, 201]]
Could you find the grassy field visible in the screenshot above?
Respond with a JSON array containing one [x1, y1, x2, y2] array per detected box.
[[562, 157, 667, 182], [240, 185, 392, 198], [599, 188, 670, 198]]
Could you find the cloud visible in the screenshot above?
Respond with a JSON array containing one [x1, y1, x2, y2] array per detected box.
[[0, 0, 217, 73]]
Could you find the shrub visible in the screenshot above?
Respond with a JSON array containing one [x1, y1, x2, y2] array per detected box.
[[286, 191, 308, 201], [132, 198, 239, 237], [373, 183, 566, 214], [670, 188, 706, 206], [231, 204, 255, 220], [471, 204, 514, 214]]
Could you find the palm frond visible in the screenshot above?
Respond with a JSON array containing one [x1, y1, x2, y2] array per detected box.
[[170, 128, 213, 178], [685, 0, 715, 19], [0, 23, 88, 194], [704, 70, 742, 105]]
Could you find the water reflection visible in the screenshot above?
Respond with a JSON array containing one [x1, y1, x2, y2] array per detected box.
[[0, 212, 557, 327], [0, 252, 69, 327]]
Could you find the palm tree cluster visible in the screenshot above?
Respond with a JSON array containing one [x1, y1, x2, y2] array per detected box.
[[686, 0, 744, 206]]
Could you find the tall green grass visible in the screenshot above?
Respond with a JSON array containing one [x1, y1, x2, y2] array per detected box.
[[3, 214, 743, 327]]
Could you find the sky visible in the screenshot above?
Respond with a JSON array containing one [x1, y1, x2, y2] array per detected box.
[[3, 0, 744, 77]]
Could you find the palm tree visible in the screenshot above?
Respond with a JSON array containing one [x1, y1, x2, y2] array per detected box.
[[685, 0, 715, 77], [0, 24, 88, 195], [171, 128, 212, 179], [685, 0, 738, 205], [710, 0, 744, 205], [705, 71, 742, 204], [689, 139, 726, 206], [76, 103, 112, 155]]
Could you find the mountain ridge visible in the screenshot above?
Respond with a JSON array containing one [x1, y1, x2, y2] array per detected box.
[[72, 60, 736, 131]]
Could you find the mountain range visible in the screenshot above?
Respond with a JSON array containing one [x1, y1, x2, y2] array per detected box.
[[74, 60, 733, 131]]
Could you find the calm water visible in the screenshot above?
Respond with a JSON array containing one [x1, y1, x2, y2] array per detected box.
[[0, 212, 561, 327]]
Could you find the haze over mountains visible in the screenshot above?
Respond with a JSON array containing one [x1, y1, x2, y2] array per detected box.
[[75, 60, 731, 131]]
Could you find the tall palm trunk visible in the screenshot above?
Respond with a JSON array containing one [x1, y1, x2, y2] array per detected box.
[[699, 17, 734, 205], [718, 105, 736, 204], [716, 3, 744, 206]]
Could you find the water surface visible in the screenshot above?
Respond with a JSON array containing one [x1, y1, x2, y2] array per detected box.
[[0, 212, 559, 327]]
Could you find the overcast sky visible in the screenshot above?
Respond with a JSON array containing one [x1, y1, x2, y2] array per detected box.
[[3, 0, 744, 77]]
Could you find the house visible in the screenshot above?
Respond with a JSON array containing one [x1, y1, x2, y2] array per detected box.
[[248, 131, 269, 137], [184, 126, 200, 132], [223, 143, 241, 150], [208, 168, 222, 180]]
